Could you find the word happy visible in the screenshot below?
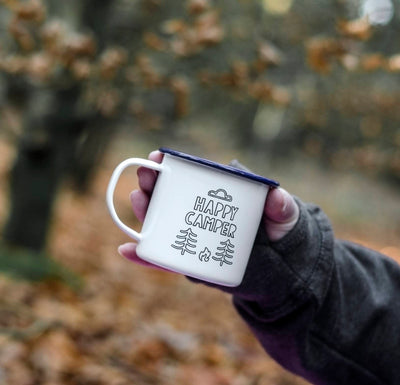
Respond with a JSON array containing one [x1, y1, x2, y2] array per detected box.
[[185, 195, 239, 238]]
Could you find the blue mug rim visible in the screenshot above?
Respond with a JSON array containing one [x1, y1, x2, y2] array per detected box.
[[159, 147, 280, 188]]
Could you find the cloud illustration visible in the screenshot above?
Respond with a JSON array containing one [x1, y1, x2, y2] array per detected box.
[[208, 188, 232, 202]]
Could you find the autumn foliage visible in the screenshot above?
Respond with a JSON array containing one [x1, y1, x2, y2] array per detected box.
[[1, 1, 400, 383]]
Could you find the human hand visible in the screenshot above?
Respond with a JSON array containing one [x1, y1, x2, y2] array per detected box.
[[117, 150, 299, 269]]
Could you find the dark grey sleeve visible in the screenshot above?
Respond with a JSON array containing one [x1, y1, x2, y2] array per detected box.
[[231, 199, 400, 385]]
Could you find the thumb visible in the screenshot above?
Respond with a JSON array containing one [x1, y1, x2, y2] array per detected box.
[[263, 188, 299, 242]]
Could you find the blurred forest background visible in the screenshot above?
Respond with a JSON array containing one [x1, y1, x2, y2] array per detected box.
[[1, 0, 400, 384]]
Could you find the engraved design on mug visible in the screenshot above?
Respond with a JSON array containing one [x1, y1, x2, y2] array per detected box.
[[171, 228, 198, 255], [198, 247, 211, 262], [207, 188, 233, 202], [170, 188, 239, 267], [212, 239, 235, 266]]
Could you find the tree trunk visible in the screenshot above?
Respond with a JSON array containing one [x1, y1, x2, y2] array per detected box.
[[3, 84, 85, 250]]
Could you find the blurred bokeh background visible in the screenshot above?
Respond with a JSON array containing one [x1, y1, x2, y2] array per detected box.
[[1, 0, 400, 384]]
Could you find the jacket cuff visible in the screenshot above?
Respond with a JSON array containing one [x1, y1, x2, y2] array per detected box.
[[233, 198, 335, 321]]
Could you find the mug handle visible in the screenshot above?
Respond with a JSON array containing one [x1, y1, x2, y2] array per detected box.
[[106, 158, 163, 241]]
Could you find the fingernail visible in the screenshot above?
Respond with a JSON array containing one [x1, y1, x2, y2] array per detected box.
[[118, 243, 130, 257], [279, 189, 297, 221], [281, 190, 289, 213], [129, 189, 139, 201], [149, 150, 159, 157]]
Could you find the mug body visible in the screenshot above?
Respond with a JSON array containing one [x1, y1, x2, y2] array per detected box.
[[137, 153, 270, 286]]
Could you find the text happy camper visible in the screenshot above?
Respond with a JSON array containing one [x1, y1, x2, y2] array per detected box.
[[184, 195, 239, 238]]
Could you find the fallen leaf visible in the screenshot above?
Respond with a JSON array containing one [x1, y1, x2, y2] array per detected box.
[[386, 54, 400, 72], [306, 37, 347, 73], [337, 17, 372, 40], [30, 330, 84, 380], [360, 53, 385, 71]]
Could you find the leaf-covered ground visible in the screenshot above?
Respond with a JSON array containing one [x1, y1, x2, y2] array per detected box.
[[0, 139, 310, 385]]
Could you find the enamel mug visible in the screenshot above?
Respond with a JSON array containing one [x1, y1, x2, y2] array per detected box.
[[106, 148, 279, 287]]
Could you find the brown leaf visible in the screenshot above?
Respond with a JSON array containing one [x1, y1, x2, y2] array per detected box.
[[32, 296, 86, 330], [187, 0, 210, 15], [360, 53, 385, 71], [60, 33, 96, 65], [337, 17, 372, 40], [30, 330, 83, 379], [162, 19, 187, 34], [3, 360, 34, 385], [40, 20, 66, 53], [15, 0, 46, 23], [176, 365, 233, 385], [135, 55, 163, 87], [8, 17, 36, 51], [306, 37, 347, 73], [0, 339, 28, 368], [248, 81, 273, 101], [386, 54, 400, 72], [129, 337, 173, 373], [197, 70, 214, 86], [0, 55, 28, 75], [99, 47, 128, 80], [77, 362, 130, 385], [194, 11, 224, 46], [170, 77, 190, 118], [71, 59, 92, 80], [27, 52, 54, 81], [143, 32, 166, 51], [271, 86, 291, 106], [96, 89, 121, 117]]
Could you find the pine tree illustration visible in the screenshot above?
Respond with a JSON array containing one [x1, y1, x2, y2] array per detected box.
[[213, 239, 235, 266], [171, 228, 198, 255]]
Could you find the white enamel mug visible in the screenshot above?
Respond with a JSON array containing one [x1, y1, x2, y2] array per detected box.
[[106, 148, 279, 287]]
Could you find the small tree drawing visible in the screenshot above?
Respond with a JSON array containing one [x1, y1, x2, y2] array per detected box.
[[171, 228, 198, 255], [213, 239, 235, 266]]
